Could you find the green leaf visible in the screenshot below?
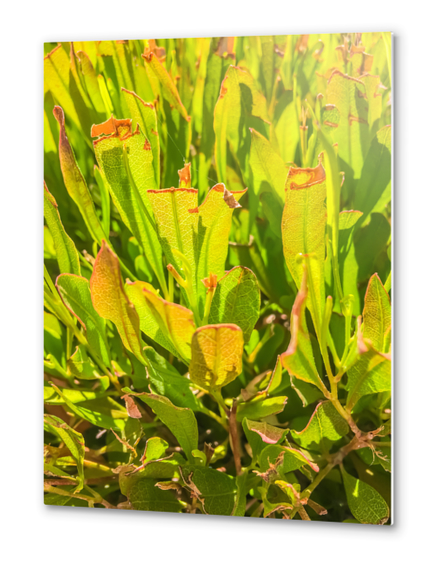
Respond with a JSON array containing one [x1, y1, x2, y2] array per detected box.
[[56, 273, 110, 366], [53, 106, 106, 244], [236, 396, 287, 422], [51, 387, 128, 431], [341, 465, 389, 524], [346, 347, 391, 411], [140, 347, 202, 411], [189, 324, 244, 390], [131, 391, 198, 462], [142, 437, 169, 463], [208, 266, 260, 343], [44, 414, 85, 492], [44, 383, 108, 405], [291, 401, 349, 453], [363, 273, 391, 353], [90, 241, 144, 363], [44, 183, 81, 276], [282, 160, 327, 333], [129, 478, 183, 513], [126, 280, 195, 363], [180, 466, 237, 515]]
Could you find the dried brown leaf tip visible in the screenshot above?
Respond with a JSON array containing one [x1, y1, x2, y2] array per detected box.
[[178, 162, 191, 188], [287, 160, 326, 191], [91, 115, 133, 140], [122, 395, 142, 419], [223, 186, 242, 209], [216, 37, 236, 59], [253, 451, 285, 483], [143, 39, 166, 62], [202, 272, 218, 292]]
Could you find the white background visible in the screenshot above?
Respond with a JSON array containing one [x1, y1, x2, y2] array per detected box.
[[1, 1, 431, 559]]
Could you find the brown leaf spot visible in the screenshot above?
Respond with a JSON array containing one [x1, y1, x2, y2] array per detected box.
[[122, 395, 142, 419]]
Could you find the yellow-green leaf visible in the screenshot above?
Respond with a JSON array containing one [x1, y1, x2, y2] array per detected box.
[[189, 324, 244, 390], [326, 71, 369, 179], [282, 160, 327, 333], [56, 273, 111, 366], [53, 105, 106, 244], [126, 281, 195, 363], [208, 266, 260, 343], [90, 241, 144, 362], [363, 273, 391, 353], [93, 121, 166, 293], [193, 183, 247, 314], [43, 183, 81, 276], [341, 465, 389, 524]]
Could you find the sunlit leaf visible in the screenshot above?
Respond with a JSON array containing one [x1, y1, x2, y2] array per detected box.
[[90, 241, 144, 362], [282, 159, 327, 332], [43, 183, 81, 276], [208, 266, 260, 343], [44, 414, 85, 492], [189, 324, 244, 390], [56, 273, 111, 366], [291, 401, 349, 452], [53, 106, 106, 244], [341, 465, 389, 524], [363, 273, 391, 352]]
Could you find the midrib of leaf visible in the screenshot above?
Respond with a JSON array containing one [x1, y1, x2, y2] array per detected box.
[[170, 189, 185, 255], [213, 328, 222, 387]]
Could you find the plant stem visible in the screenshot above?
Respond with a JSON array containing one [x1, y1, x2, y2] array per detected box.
[[228, 400, 242, 476]]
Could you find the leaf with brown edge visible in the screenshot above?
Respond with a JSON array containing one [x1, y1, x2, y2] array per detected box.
[[141, 286, 196, 364], [122, 88, 160, 188], [191, 183, 247, 316], [93, 120, 166, 292], [282, 158, 327, 334], [291, 401, 349, 453], [281, 262, 326, 394], [43, 183, 81, 276], [91, 115, 133, 139], [53, 106, 106, 244], [142, 51, 190, 121], [208, 266, 260, 343], [189, 324, 244, 390], [90, 241, 145, 363], [363, 273, 391, 353]]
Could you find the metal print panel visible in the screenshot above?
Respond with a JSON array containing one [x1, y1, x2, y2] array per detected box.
[[44, 33, 392, 524]]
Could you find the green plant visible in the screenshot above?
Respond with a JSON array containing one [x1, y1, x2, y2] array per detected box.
[[44, 33, 391, 523]]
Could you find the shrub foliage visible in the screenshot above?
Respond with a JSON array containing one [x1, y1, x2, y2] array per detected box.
[[44, 33, 391, 523]]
